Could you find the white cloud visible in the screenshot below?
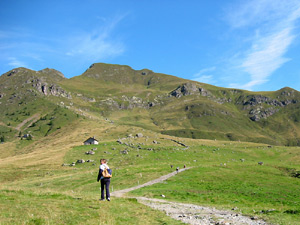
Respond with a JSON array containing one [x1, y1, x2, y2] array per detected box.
[[192, 67, 216, 84], [227, 0, 300, 29], [0, 14, 127, 74], [194, 75, 214, 84], [8, 57, 28, 68], [226, 0, 300, 90], [65, 15, 126, 62], [240, 28, 294, 89], [65, 32, 124, 60]]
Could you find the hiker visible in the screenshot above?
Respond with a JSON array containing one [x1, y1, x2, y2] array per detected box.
[[170, 165, 173, 169], [184, 164, 186, 168], [176, 167, 179, 174], [97, 158, 111, 201]]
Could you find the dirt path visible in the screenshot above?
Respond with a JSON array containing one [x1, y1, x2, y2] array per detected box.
[[137, 197, 268, 225], [15, 113, 40, 131], [111, 168, 269, 225], [111, 167, 190, 198]]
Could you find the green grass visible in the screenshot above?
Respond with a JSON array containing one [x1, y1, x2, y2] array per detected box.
[[2, 64, 300, 146], [0, 189, 183, 225], [1, 64, 300, 224], [127, 144, 300, 225], [2, 138, 299, 224]]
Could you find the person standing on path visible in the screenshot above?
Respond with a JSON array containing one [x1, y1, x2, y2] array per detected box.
[[97, 158, 111, 201]]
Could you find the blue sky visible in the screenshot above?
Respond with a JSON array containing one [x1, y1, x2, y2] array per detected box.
[[1, 0, 300, 91]]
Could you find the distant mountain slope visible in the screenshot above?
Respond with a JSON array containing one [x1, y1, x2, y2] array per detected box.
[[1, 63, 300, 146]]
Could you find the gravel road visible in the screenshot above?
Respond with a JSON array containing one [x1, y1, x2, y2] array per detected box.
[[111, 168, 270, 225]]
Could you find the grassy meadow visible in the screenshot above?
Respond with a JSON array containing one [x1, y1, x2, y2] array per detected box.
[[0, 125, 300, 225]]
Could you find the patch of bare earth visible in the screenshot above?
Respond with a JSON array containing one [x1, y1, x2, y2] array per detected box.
[[15, 113, 40, 131]]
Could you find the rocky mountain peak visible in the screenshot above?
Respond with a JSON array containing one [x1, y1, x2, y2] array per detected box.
[[4, 67, 32, 77]]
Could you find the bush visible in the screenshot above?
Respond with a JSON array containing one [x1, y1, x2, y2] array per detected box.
[[26, 134, 32, 141]]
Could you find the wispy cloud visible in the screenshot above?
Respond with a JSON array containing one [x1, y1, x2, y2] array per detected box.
[[240, 28, 294, 89], [0, 29, 54, 70], [0, 14, 127, 74], [65, 14, 126, 62], [227, 0, 299, 29], [192, 67, 216, 84], [226, 0, 300, 90], [8, 57, 28, 68]]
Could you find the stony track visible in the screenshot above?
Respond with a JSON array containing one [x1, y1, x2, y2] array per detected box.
[[111, 168, 270, 225]]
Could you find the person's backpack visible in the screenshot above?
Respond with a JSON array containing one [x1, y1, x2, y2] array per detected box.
[[102, 168, 112, 178]]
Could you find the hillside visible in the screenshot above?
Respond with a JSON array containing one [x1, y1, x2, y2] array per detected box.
[[0, 63, 300, 224], [1, 62, 300, 147]]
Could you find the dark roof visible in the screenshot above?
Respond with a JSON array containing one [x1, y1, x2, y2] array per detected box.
[[84, 137, 98, 142]]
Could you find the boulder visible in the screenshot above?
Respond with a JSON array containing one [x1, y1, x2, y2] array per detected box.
[[86, 159, 94, 163], [136, 133, 143, 138], [85, 150, 95, 155], [76, 159, 85, 164]]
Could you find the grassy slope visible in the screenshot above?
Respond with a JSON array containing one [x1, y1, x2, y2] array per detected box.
[[1, 64, 300, 224], [2, 63, 300, 146], [0, 118, 299, 224], [0, 67, 76, 144], [0, 190, 183, 225], [0, 118, 186, 224], [59, 63, 300, 146]]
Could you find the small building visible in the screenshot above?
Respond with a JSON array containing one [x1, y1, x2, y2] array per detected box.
[[84, 137, 99, 145]]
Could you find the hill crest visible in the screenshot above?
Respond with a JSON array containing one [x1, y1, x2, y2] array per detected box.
[[1, 62, 300, 146]]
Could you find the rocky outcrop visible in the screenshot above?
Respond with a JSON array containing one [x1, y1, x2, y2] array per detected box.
[[28, 78, 72, 99], [170, 83, 204, 98], [121, 95, 148, 109], [81, 96, 96, 102], [249, 107, 279, 121], [280, 89, 295, 97], [242, 95, 298, 107], [171, 83, 199, 97], [48, 84, 72, 98], [99, 95, 150, 110], [237, 94, 299, 121], [7, 69, 20, 77], [136, 133, 143, 138]]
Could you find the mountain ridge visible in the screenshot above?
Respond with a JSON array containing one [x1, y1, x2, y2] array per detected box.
[[1, 62, 300, 146]]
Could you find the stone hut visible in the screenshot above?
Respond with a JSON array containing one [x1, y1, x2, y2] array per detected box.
[[83, 137, 99, 145]]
